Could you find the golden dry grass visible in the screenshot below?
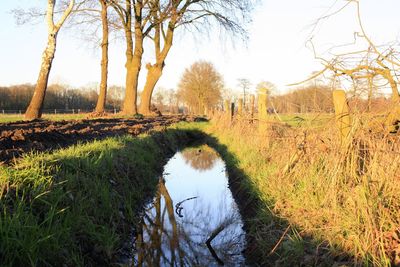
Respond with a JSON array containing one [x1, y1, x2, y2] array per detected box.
[[207, 112, 400, 266]]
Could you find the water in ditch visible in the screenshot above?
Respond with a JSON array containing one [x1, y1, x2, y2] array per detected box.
[[133, 145, 246, 266]]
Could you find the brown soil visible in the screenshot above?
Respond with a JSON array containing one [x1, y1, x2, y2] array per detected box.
[[0, 115, 196, 165]]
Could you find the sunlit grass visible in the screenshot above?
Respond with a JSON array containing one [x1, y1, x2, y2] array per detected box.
[[0, 113, 90, 123], [0, 124, 201, 266], [273, 113, 334, 128], [1, 114, 398, 265], [206, 113, 400, 266]]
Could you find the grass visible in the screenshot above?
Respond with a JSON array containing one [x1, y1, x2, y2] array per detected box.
[[273, 113, 334, 128], [0, 124, 205, 266], [0, 113, 89, 123], [1, 112, 398, 266], [205, 113, 400, 266]]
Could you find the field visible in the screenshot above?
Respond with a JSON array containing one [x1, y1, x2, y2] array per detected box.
[[0, 114, 90, 123], [0, 113, 399, 266], [2, 0, 400, 265], [0, 114, 192, 164]]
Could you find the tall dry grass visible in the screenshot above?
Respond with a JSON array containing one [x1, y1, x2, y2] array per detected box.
[[207, 111, 400, 266]]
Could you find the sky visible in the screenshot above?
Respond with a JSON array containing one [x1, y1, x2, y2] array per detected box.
[[1, 0, 400, 95]]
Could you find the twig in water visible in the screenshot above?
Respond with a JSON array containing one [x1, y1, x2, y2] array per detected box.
[[206, 224, 226, 266], [174, 196, 198, 218]]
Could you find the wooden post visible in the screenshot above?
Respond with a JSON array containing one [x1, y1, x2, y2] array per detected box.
[[230, 103, 235, 123], [258, 88, 268, 131], [333, 90, 351, 144], [238, 98, 243, 116], [250, 94, 255, 118], [224, 100, 231, 122], [224, 100, 229, 113]]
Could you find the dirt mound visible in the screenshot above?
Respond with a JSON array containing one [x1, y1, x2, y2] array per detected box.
[[0, 115, 194, 164]]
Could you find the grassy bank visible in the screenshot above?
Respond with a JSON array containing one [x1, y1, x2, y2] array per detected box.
[[0, 124, 205, 266], [1, 116, 398, 266], [205, 115, 400, 266]]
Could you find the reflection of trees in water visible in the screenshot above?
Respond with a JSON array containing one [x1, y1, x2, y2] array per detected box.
[[134, 178, 244, 267], [181, 145, 219, 171]]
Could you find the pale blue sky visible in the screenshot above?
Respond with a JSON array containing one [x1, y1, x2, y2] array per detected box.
[[1, 0, 399, 94]]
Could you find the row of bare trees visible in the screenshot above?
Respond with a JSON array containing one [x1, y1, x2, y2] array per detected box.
[[19, 0, 253, 120], [0, 84, 123, 111]]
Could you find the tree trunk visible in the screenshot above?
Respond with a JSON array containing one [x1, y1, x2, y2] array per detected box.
[[25, 34, 57, 120], [24, 0, 74, 120], [94, 0, 109, 113], [139, 12, 175, 115], [139, 64, 163, 115], [121, 21, 143, 115]]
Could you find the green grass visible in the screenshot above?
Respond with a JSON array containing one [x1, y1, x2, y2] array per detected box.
[[1, 116, 397, 266], [270, 113, 334, 128], [0, 124, 204, 266], [0, 113, 89, 123]]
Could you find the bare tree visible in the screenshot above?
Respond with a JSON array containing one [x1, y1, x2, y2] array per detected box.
[[237, 78, 251, 108], [256, 81, 276, 96], [24, 0, 75, 120], [138, 0, 254, 115], [290, 0, 400, 130], [178, 61, 223, 114], [60, 0, 117, 114], [110, 0, 156, 115], [93, 0, 110, 114]]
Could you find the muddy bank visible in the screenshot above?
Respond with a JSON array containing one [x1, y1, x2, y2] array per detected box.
[[0, 115, 197, 164]]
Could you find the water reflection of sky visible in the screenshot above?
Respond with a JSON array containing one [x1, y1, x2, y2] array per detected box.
[[134, 146, 246, 267]]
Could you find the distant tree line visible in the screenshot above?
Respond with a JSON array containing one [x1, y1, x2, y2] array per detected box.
[[272, 85, 334, 113], [0, 81, 390, 115], [271, 85, 391, 114], [0, 84, 123, 112]]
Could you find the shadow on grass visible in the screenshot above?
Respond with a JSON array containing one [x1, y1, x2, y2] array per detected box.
[[0, 127, 354, 266], [203, 134, 355, 267], [0, 128, 204, 266]]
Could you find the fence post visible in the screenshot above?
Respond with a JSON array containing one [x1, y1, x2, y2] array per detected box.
[[238, 98, 243, 116], [2, 109, 4, 114], [78, 109, 81, 114], [258, 88, 268, 132], [250, 94, 255, 118], [224, 100, 230, 121], [230, 102, 235, 123], [54, 109, 57, 114], [332, 90, 351, 145], [114, 108, 117, 114]]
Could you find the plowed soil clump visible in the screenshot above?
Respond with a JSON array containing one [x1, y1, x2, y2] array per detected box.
[[0, 115, 195, 164]]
